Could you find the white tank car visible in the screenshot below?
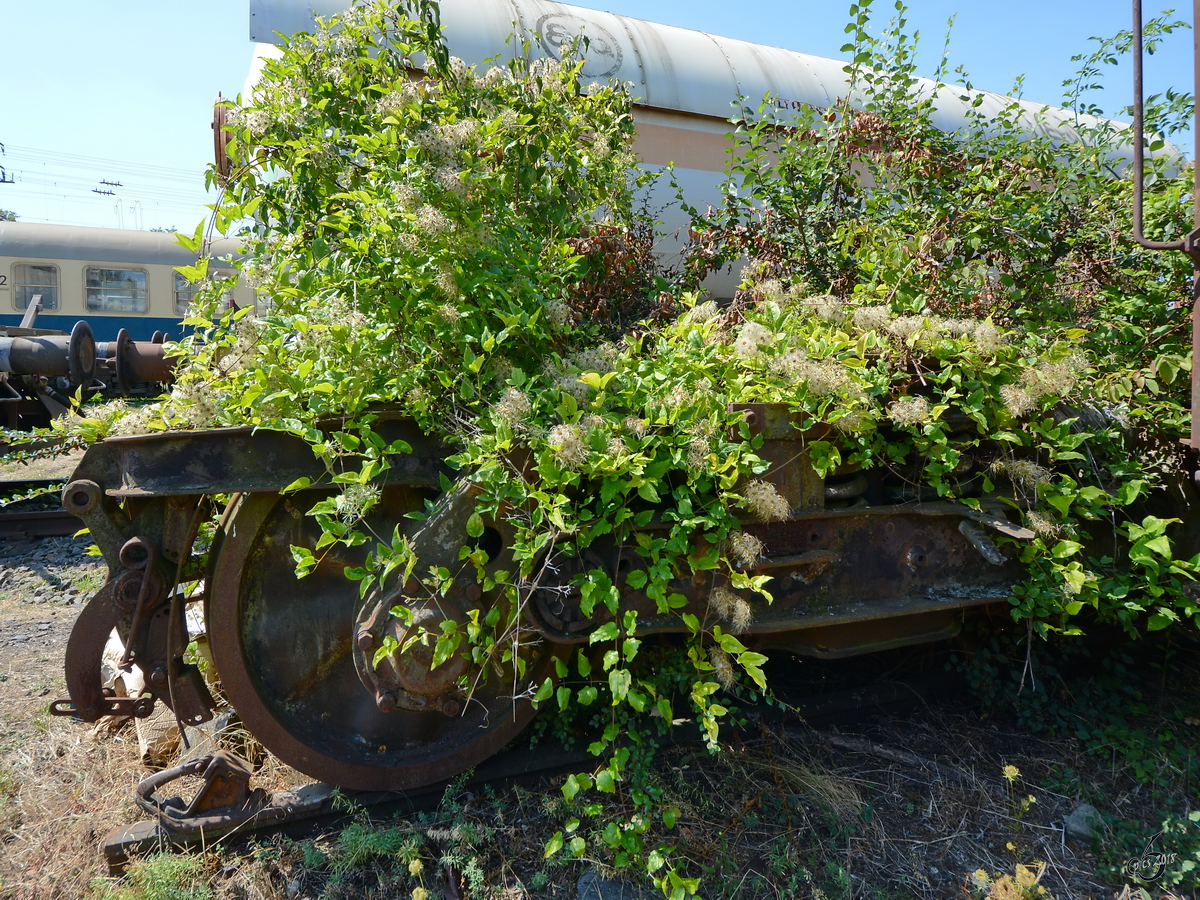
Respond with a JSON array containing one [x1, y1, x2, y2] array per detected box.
[[244, 0, 1177, 298]]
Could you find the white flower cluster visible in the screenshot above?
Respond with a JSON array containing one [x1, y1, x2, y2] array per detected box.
[[494, 387, 531, 429], [221, 314, 267, 373], [709, 586, 753, 633], [228, 107, 272, 139], [1000, 354, 1085, 418], [888, 395, 932, 427], [570, 344, 617, 374], [688, 300, 720, 324], [374, 82, 423, 118], [335, 483, 381, 524], [160, 380, 219, 430], [548, 423, 588, 468], [106, 404, 159, 438], [734, 321, 774, 360], [545, 300, 574, 330], [740, 480, 790, 521], [477, 65, 509, 89], [414, 120, 478, 161]]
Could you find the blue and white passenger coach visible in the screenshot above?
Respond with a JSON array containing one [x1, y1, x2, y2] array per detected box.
[[0, 222, 251, 342]]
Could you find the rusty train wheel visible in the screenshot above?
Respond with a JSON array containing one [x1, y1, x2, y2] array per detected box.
[[207, 488, 564, 792]]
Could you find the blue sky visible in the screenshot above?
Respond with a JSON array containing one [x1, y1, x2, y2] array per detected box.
[[1, 1, 1191, 232]]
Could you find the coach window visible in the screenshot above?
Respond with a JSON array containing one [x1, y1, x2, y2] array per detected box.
[[12, 264, 60, 311], [174, 271, 200, 314], [85, 267, 148, 313]]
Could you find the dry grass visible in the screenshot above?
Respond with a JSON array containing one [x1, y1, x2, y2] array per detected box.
[[0, 570, 1195, 900], [0, 712, 147, 899]]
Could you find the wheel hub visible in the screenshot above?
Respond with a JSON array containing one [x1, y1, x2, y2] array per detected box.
[[352, 580, 477, 717]]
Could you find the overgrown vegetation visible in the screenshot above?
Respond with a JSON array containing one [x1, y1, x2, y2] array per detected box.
[[62, 0, 1200, 894]]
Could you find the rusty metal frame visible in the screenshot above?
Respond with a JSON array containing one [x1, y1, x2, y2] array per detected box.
[[1130, 0, 1200, 447]]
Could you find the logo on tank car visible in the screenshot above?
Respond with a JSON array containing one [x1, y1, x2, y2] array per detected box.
[[535, 14, 623, 78]]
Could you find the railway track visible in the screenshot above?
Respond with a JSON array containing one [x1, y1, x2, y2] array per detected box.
[[0, 479, 77, 539], [103, 668, 967, 872]]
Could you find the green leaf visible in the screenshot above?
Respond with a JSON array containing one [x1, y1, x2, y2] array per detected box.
[[532, 677, 554, 706], [595, 768, 616, 793], [1051, 540, 1083, 559], [544, 832, 563, 858], [466, 511, 485, 538], [609, 668, 632, 703]]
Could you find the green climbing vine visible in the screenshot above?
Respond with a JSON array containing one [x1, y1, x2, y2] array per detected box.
[[63, 0, 1200, 895]]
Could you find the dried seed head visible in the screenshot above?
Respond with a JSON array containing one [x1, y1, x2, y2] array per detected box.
[[973, 322, 1003, 352], [887, 315, 927, 341], [770, 348, 809, 379], [555, 374, 591, 403], [852, 306, 892, 332], [709, 647, 735, 689], [1000, 384, 1035, 418], [709, 586, 753, 633], [1024, 510, 1059, 538], [548, 423, 588, 468], [494, 388, 531, 429], [805, 294, 843, 321], [546, 300, 573, 330], [991, 458, 1051, 488], [728, 531, 764, 569], [623, 416, 648, 438], [796, 359, 852, 397], [741, 480, 790, 521]]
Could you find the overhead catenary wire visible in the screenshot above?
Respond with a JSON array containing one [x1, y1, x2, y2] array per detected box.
[[0, 142, 217, 229]]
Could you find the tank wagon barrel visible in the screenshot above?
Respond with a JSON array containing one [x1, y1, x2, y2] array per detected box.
[[247, 0, 1181, 297]]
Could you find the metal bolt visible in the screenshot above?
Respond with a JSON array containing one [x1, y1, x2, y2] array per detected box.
[[356, 630, 374, 650], [376, 691, 396, 713], [149, 667, 167, 685], [465, 584, 482, 603]]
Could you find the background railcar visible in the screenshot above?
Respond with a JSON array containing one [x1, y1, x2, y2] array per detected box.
[[0, 222, 250, 342]]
